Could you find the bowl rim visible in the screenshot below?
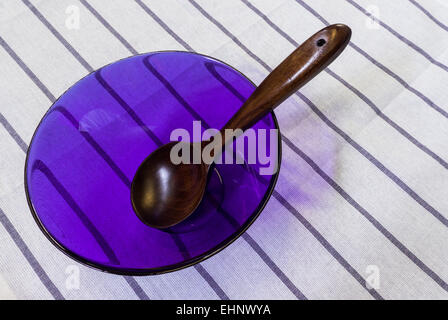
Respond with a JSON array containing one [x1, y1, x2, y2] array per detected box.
[[24, 50, 282, 276]]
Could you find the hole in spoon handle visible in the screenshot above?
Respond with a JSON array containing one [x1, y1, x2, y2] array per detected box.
[[316, 38, 326, 47]]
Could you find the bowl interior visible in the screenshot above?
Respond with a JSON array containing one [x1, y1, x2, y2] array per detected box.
[[25, 51, 280, 274]]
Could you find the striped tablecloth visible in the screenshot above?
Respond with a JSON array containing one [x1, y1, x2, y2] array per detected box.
[[1, 0, 448, 300]]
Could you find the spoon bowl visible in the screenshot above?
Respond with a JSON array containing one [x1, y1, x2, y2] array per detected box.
[[131, 142, 210, 228]]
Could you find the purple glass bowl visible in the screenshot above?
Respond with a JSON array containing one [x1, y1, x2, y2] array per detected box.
[[25, 51, 281, 275]]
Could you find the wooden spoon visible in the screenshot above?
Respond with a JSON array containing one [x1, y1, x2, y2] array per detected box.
[[131, 24, 351, 229]]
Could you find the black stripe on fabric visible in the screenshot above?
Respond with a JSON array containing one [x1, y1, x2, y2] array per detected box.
[[134, 0, 194, 52], [325, 68, 448, 169], [207, 54, 448, 293], [21, 0, 94, 72], [0, 206, 64, 300], [294, 0, 448, 120], [242, 0, 448, 170], [123, 276, 150, 300], [0, 113, 28, 153], [194, 265, 230, 300], [346, 0, 448, 72], [240, 232, 308, 300], [289, 0, 448, 227], [79, 0, 139, 55], [280, 138, 448, 292], [0, 38, 63, 299], [0, 36, 56, 102], [206, 192, 308, 300], [408, 0, 448, 32], [271, 191, 384, 300], [170, 228, 230, 299], [187, 0, 448, 230]]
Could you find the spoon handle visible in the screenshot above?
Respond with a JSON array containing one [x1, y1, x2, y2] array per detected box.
[[219, 24, 351, 141]]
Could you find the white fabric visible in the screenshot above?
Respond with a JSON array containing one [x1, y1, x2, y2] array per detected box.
[[0, 0, 447, 299]]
